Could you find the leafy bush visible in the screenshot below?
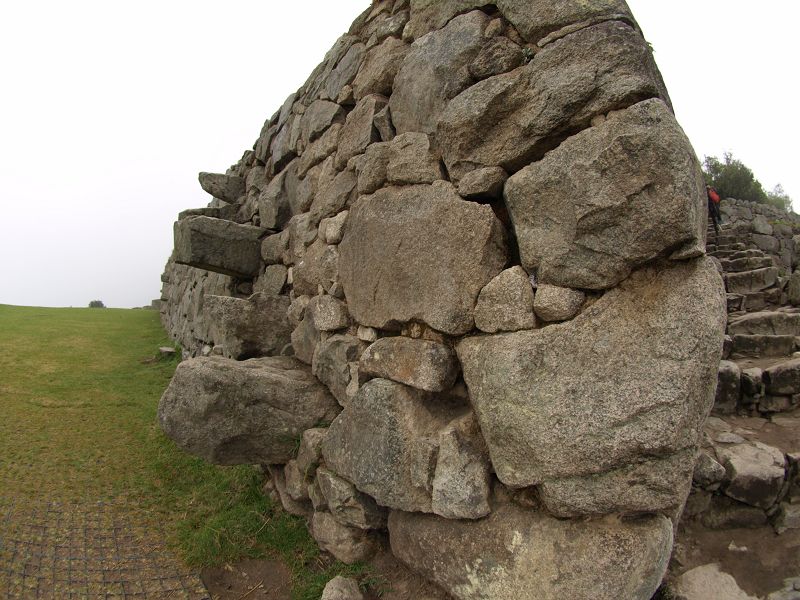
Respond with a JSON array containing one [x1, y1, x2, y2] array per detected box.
[[88, 300, 105, 308], [703, 152, 792, 211]]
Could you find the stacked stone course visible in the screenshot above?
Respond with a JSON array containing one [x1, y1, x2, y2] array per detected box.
[[157, 1, 731, 598]]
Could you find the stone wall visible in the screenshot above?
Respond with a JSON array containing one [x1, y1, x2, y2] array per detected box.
[[157, 2, 727, 598]]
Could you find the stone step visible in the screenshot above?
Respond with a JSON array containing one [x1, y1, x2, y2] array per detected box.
[[728, 310, 800, 336], [730, 334, 796, 359], [739, 289, 783, 313], [727, 249, 768, 261], [725, 267, 779, 295], [718, 256, 775, 273]]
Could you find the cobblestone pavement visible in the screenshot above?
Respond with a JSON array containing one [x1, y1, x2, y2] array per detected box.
[[0, 500, 209, 599]]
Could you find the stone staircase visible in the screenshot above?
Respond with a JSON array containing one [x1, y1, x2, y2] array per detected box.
[[668, 217, 800, 598]]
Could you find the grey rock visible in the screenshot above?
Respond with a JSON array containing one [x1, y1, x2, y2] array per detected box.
[[321, 576, 364, 600], [385, 132, 443, 185], [726, 267, 779, 295], [296, 427, 327, 479], [322, 378, 461, 514], [309, 295, 350, 332], [430, 413, 491, 519], [672, 564, 758, 600], [537, 449, 696, 518], [504, 99, 704, 290], [764, 358, 800, 395], [258, 169, 293, 230], [300, 100, 346, 146], [204, 293, 292, 360], [297, 123, 342, 178], [311, 511, 375, 565], [335, 94, 388, 170], [468, 36, 524, 80], [261, 231, 289, 265], [288, 295, 311, 326], [267, 464, 312, 518], [439, 22, 669, 182], [533, 284, 585, 322], [309, 167, 357, 225], [714, 360, 741, 415], [390, 11, 488, 135], [317, 467, 387, 530], [284, 459, 310, 502], [253, 264, 287, 296], [456, 166, 508, 200], [406, 0, 635, 44], [473, 267, 536, 333], [158, 356, 340, 465], [352, 37, 409, 100], [359, 336, 459, 392], [325, 43, 366, 102], [716, 441, 786, 509], [731, 334, 795, 359], [198, 172, 245, 203], [372, 105, 395, 142], [293, 240, 339, 297], [291, 309, 321, 365], [457, 258, 725, 513], [693, 452, 726, 490], [320, 210, 349, 245], [312, 334, 367, 405], [389, 504, 672, 600], [788, 270, 800, 305], [339, 184, 507, 335], [174, 216, 264, 278]]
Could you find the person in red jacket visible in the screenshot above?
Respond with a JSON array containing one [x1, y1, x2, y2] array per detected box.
[[707, 185, 722, 232]]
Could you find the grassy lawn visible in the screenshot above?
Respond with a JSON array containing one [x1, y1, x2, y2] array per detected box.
[[0, 304, 365, 599]]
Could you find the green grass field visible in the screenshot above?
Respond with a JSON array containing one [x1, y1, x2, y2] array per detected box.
[[0, 304, 365, 599]]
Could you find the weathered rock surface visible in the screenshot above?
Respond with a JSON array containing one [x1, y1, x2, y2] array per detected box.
[[158, 356, 340, 465], [390, 11, 488, 135], [458, 258, 725, 514], [439, 21, 669, 182], [174, 216, 264, 278], [312, 335, 367, 406], [352, 37, 408, 100], [671, 563, 758, 600], [339, 184, 507, 335], [316, 467, 387, 530], [310, 511, 375, 564], [504, 98, 704, 289], [389, 504, 672, 600], [359, 336, 459, 392], [203, 293, 291, 360], [532, 284, 585, 322], [321, 576, 364, 600], [473, 266, 536, 333], [716, 441, 786, 509], [405, 0, 635, 44], [198, 172, 245, 203], [322, 378, 488, 518]]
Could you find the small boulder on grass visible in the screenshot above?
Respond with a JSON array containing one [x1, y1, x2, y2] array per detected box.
[[158, 347, 177, 360], [321, 576, 363, 600]]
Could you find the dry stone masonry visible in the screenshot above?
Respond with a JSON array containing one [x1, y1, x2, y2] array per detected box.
[[157, 1, 730, 598]]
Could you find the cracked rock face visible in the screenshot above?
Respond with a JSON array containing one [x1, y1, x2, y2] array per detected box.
[[158, 1, 723, 598]]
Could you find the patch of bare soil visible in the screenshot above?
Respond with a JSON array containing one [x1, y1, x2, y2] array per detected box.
[[201, 559, 291, 600], [672, 522, 800, 597]]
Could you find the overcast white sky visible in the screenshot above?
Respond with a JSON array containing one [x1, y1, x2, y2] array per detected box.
[[1, 1, 798, 308]]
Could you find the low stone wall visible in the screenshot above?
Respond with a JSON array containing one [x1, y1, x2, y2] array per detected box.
[[157, 1, 727, 598]]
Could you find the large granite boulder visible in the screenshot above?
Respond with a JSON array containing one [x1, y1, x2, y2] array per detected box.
[[339, 184, 507, 335], [390, 10, 488, 135], [158, 356, 340, 465], [389, 504, 672, 600], [198, 172, 245, 203], [174, 216, 264, 278], [457, 257, 726, 516], [438, 21, 669, 182], [504, 99, 705, 290], [322, 379, 491, 518], [203, 293, 291, 360]]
